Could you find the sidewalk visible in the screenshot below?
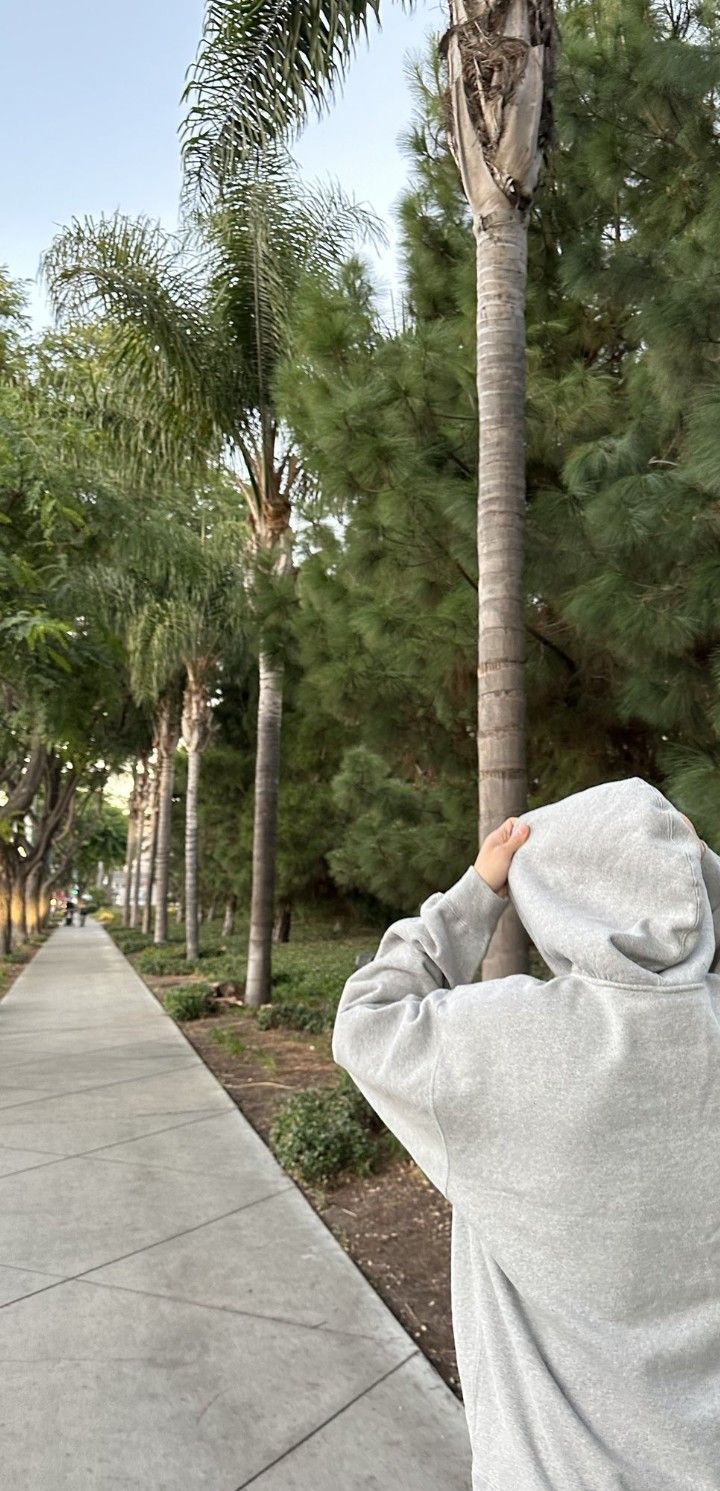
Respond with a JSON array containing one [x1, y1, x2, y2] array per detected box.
[[0, 921, 473, 1490]]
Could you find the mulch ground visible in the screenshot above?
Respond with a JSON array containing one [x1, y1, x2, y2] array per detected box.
[[144, 976, 461, 1398]]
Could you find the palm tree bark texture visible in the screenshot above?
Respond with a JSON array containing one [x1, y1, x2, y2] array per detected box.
[[442, 0, 557, 976], [181, 665, 215, 962], [245, 648, 285, 1005], [243, 445, 296, 1008], [142, 758, 161, 936], [153, 695, 181, 946], [130, 756, 149, 930], [122, 764, 138, 930]]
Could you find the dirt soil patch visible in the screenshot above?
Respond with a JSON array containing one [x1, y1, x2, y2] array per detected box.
[[144, 983, 461, 1399]]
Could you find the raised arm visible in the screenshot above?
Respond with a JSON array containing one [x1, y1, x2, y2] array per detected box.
[[331, 819, 530, 1197]]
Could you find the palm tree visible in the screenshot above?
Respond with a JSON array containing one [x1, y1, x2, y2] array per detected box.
[[141, 752, 161, 935], [125, 512, 249, 961], [42, 156, 381, 1000], [122, 762, 139, 929], [130, 754, 150, 929], [151, 691, 182, 944], [181, 0, 558, 977], [180, 661, 217, 960]]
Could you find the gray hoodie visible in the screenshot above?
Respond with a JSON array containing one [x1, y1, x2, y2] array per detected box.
[[331, 776, 720, 1490]]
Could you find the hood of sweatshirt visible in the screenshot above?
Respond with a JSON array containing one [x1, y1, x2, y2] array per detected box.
[[506, 776, 717, 986]]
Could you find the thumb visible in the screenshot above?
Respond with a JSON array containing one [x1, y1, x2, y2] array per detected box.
[[508, 819, 530, 849]]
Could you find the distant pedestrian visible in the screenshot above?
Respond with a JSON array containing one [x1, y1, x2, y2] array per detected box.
[[64, 899, 75, 927]]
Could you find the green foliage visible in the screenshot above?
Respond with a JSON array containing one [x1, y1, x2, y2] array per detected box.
[[533, 0, 720, 840], [120, 916, 227, 977], [164, 987, 215, 1021], [3, 945, 35, 965], [273, 955, 350, 1000], [135, 943, 198, 976], [182, 9, 386, 193], [111, 926, 153, 956], [255, 956, 353, 1032], [269, 1070, 388, 1185], [256, 996, 335, 1035], [71, 798, 128, 893], [211, 1027, 248, 1055]]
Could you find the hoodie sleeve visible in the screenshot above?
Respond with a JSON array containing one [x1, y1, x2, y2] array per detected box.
[[331, 864, 508, 1198]]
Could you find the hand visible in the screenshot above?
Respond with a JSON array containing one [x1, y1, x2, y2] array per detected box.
[[474, 817, 531, 898]]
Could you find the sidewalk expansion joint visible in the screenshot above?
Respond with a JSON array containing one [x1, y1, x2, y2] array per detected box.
[[0, 1059, 202, 1115], [0, 1188, 292, 1313], [232, 1350, 420, 1489], [0, 1108, 241, 1180], [74, 1272, 409, 1346]]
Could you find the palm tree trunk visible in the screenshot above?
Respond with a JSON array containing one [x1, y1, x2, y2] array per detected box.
[[153, 699, 180, 946], [122, 772, 137, 930], [142, 763, 160, 936], [245, 652, 284, 1007], [222, 894, 237, 937], [181, 665, 213, 963], [130, 766, 146, 930], [273, 898, 291, 943], [474, 218, 529, 977], [444, 0, 555, 977], [184, 746, 201, 961]]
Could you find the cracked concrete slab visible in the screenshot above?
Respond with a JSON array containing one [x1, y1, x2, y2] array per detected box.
[[83, 1180, 414, 1343], [236, 1350, 472, 1490], [0, 922, 473, 1489]]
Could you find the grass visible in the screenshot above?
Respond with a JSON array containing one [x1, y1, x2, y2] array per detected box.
[[0, 932, 50, 997], [211, 1028, 248, 1057], [105, 905, 381, 1030]]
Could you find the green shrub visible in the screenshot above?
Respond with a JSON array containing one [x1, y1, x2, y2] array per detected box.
[[274, 964, 346, 1005], [112, 927, 153, 955], [270, 1073, 383, 1184], [135, 944, 190, 975], [255, 996, 334, 1035], [164, 987, 214, 1021]]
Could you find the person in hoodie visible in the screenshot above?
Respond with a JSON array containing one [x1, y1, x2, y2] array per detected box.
[[331, 776, 720, 1491]]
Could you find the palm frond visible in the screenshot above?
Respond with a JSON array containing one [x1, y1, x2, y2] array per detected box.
[[40, 214, 222, 465], [195, 145, 385, 433], [181, 1, 410, 194], [42, 214, 206, 384]]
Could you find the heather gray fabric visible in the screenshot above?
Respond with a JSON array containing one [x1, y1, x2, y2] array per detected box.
[[332, 776, 720, 1490]]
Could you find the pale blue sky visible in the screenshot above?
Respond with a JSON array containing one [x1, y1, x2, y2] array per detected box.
[[1, 0, 447, 330]]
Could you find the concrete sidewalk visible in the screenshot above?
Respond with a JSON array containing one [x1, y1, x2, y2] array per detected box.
[[0, 921, 473, 1490]]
